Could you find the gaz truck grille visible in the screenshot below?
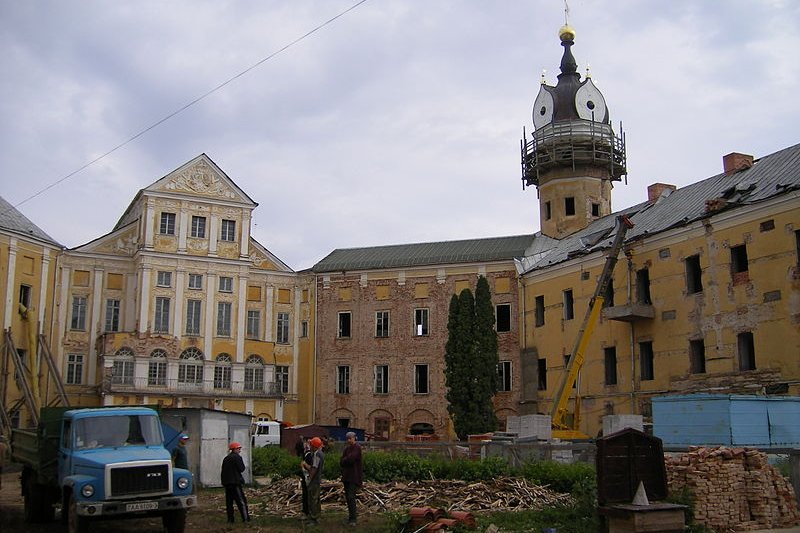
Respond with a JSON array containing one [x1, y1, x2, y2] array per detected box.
[[109, 462, 170, 497]]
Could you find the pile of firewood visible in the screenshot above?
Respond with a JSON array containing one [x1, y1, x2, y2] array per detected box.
[[666, 447, 800, 530], [219, 477, 570, 519]]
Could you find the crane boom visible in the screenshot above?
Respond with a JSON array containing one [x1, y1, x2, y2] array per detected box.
[[550, 214, 634, 439]]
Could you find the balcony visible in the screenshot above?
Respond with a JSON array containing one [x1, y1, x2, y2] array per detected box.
[[602, 303, 655, 323], [103, 375, 284, 398]]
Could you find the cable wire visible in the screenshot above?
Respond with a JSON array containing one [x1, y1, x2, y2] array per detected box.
[[11, 0, 370, 210]]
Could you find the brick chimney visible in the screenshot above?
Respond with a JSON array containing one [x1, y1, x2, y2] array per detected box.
[[723, 152, 754, 174], [647, 183, 676, 202]]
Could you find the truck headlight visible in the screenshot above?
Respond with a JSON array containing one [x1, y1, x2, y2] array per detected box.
[[81, 484, 95, 498], [177, 477, 190, 490]]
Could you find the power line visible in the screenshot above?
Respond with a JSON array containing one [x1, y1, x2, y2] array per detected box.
[[12, 0, 370, 210]]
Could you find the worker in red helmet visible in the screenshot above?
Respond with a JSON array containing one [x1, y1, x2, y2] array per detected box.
[[301, 436, 325, 525], [220, 442, 250, 523]]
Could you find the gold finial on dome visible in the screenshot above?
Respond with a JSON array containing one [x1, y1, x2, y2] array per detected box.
[[559, 24, 575, 42]]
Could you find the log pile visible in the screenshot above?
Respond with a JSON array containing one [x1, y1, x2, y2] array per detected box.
[[219, 477, 570, 519], [665, 447, 800, 530]]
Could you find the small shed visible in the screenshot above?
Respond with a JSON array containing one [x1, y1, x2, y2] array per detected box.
[[280, 424, 328, 454], [161, 407, 253, 487], [652, 394, 800, 447]]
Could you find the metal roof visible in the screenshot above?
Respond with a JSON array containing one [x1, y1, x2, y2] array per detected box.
[[311, 234, 535, 273], [0, 195, 62, 247]]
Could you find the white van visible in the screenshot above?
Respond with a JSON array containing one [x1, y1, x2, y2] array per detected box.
[[251, 421, 281, 447]]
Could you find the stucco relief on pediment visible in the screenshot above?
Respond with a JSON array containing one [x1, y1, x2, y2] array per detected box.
[[249, 251, 276, 270], [162, 160, 238, 200], [93, 227, 139, 256]]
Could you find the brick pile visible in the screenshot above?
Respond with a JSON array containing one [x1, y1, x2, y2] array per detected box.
[[665, 447, 800, 531]]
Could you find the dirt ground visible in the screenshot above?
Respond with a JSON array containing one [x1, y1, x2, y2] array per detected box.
[[0, 467, 390, 533]]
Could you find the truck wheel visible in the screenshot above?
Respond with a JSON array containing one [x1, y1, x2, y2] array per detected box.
[[22, 476, 54, 523], [67, 494, 88, 533], [162, 509, 187, 533]]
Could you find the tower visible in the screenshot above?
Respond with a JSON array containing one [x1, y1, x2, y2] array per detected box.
[[521, 25, 626, 239]]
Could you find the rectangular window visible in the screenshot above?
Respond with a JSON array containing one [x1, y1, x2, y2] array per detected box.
[[159, 212, 176, 235], [19, 284, 31, 308], [544, 201, 551, 220], [563, 289, 574, 321], [414, 364, 429, 394], [375, 311, 390, 338], [604, 347, 617, 385], [247, 310, 260, 339], [603, 278, 615, 307], [70, 296, 87, 330], [636, 269, 652, 304], [154, 297, 171, 333], [537, 358, 547, 390], [591, 203, 600, 217], [217, 302, 232, 336], [276, 365, 289, 394], [66, 354, 83, 385], [338, 312, 351, 338], [301, 321, 309, 338], [157, 271, 172, 287], [337, 365, 350, 394], [219, 276, 233, 293], [214, 364, 231, 390], [374, 365, 389, 394], [565, 196, 575, 216], [104, 299, 120, 332], [685, 255, 703, 294], [188, 273, 203, 290], [689, 339, 706, 374], [534, 295, 545, 327], [738, 331, 756, 371], [731, 244, 749, 274], [374, 417, 390, 440], [414, 308, 429, 336], [640, 341, 654, 381], [796, 230, 800, 267], [186, 299, 202, 335], [221, 219, 236, 241], [497, 361, 512, 392], [190, 215, 206, 238], [276, 312, 289, 344], [496, 304, 511, 332]]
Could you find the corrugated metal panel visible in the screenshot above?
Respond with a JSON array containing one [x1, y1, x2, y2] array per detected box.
[[730, 397, 770, 447], [767, 398, 800, 446]]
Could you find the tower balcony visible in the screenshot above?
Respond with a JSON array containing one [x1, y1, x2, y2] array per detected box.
[[602, 302, 655, 322], [521, 119, 627, 187]]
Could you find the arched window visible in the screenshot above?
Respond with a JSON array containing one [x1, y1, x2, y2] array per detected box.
[[244, 354, 264, 392], [148, 349, 167, 386], [112, 347, 135, 385], [178, 347, 204, 386], [214, 353, 232, 390]]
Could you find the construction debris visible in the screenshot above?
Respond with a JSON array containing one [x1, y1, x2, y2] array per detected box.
[[214, 477, 571, 519], [665, 447, 800, 531]]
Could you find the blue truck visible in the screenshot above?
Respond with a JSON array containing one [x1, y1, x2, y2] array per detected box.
[[10, 406, 196, 533]]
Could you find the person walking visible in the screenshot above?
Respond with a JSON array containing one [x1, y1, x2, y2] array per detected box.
[[301, 436, 324, 525], [339, 431, 363, 526], [220, 442, 250, 523], [171, 433, 189, 469]]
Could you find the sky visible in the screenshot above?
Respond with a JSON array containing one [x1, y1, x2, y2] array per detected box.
[[1, 1, 799, 271]]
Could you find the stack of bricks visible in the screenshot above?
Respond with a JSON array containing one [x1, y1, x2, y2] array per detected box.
[[665, 447, 800, 531]]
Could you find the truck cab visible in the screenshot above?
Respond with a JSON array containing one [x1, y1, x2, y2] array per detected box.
[[251, 420, 281, 447]]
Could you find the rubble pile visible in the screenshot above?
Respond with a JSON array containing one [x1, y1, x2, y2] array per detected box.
[[666, 447, 800, 530]]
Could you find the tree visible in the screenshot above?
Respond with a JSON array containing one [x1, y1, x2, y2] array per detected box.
[[444, 276, 499, 440]]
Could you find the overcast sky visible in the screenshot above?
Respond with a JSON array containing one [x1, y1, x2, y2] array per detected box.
[[2, 1, 798, 270]]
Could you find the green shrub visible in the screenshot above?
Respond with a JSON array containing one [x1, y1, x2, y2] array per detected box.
[[519, 459, 596, 494], [252, 444, 342, 480]]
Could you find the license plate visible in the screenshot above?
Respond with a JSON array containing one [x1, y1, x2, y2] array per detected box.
[[126, 502, 159, 512]]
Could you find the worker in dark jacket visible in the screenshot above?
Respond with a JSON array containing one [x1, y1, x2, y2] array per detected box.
[[171, 433, 189, 469], [339, 431, 363, 525], [301, 437, 324, 525], [220, 442, 250, 523]]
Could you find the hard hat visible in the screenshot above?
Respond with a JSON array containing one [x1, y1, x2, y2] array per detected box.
[[309, 437, 323, 449], [229, 441, 242, 450], [179, 434, 189, 441]]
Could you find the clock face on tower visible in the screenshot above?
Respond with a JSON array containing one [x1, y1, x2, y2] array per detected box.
[[532, 86, 554, 130], [574, 79, 607, 122]]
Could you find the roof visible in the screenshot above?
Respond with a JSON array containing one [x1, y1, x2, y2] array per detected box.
[[0, 195, 62, 247], [518, 142, 800, 274], [312, 234, 536, 273]]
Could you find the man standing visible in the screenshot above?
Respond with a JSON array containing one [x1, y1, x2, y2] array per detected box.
[[171, 434, 189, 469], [220, 442, 250, 523], [301, 436, 324, 525], [296, 436, 312, 517], [339, 431, 363, 526]]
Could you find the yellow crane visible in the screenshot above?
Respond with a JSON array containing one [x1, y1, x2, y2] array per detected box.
[[550, 214, 634, 440]]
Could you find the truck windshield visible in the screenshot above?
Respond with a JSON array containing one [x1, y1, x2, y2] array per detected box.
[[74, 414, 162, 449]]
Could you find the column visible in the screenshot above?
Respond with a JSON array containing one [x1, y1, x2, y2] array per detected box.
[[37, 252, 52, 331], [88, 267, 104, 384], [144, 199, 156, 250], [138, 266, 152, 333], [177, 204, 188, 254], [3, 238, 17, 329], [208, 211, 219, 257], [292, 286, 301, 395], [172, 267, 186, 336], [236, 275, 248, 361], [264, 286, 275, 342], [239, 209, 251, 259], [204, 272, 216, 355], [56, 266, 71, 366]]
